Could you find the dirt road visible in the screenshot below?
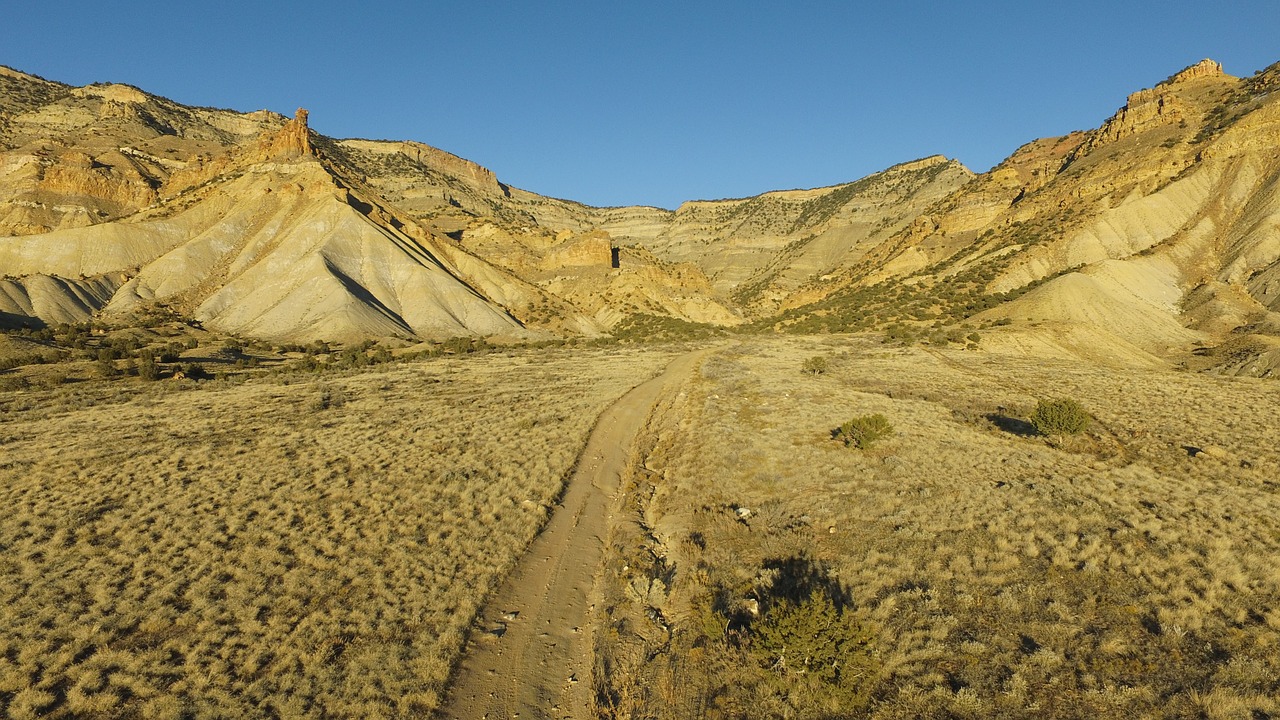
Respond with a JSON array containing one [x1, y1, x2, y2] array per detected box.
[[440, 350, 707, 720]]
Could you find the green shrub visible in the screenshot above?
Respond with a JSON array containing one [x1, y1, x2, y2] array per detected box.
[[750, 588, 876, 706], [801, 356, 828, 375], [137, 349, 160, 381], [308, 385, 346, 412], [180, 362, 210, 380], [0, 375, 31, 392], [96, 358, 121, 378], [1030, 397, 1090, 436], [834, 414, 893, 449]]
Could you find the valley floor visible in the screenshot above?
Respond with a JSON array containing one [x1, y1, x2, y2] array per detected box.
[[594, 336, 1280, 719], [1, 335, 1278, 719]]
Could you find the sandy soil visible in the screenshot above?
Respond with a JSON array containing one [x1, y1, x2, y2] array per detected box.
[[441, 349, 710, 720]]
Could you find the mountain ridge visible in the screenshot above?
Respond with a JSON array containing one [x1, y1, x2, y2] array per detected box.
[[3, 58, 1280, 375]]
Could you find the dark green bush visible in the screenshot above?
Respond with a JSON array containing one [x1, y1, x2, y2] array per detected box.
[[137, 349, 160, 381], [801, 356, 828, 375], [1030, 397, 1090, 436], [180, 362, 210, 380], [96, 358, 121, 378], [750, 588, 876, 705], [0, 375, 31, 392], [834, 414, 894, 449]]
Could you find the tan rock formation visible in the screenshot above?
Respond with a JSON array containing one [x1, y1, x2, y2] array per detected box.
[[70, 83, 149, 105], [257, 108, 312, 160], [1170, 58, 1224, 83], [1075, 59, 1231, 156], [5, 55, 1280, 364], [540, 231, 613, 270], [36, 150, 158, 208]]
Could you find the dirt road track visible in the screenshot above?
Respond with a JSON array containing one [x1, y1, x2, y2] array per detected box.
[[440, 350, 709, 720]]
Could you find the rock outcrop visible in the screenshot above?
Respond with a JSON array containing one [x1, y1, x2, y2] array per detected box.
[[1075, 59, 1230, 156], [5, 56, 1280, 366], [540, 231, 613, 270], [257, 108, 312, 160], [1170, 58, 1224, 83]]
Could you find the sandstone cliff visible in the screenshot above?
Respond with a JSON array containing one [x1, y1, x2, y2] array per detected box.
[[5, 57, 1280, 365]]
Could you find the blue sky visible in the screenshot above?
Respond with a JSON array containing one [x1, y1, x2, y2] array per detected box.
[[4, 1, 1278, 209]]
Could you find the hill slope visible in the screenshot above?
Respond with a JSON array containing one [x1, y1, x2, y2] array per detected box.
[[4, 58, 1280, 370]]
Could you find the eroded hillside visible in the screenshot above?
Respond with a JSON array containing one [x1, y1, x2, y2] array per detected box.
[[3, 58, 1280, 373]]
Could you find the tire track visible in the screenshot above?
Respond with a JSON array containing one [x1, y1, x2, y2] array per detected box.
[[440, 349, 710, 720]]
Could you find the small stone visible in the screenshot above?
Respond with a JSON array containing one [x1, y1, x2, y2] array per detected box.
[[1195, 445, 1228, 460]]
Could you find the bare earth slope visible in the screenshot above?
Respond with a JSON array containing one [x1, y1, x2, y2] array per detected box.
[[778, 59, 1280, 372], [5, 58, 1280, 369]]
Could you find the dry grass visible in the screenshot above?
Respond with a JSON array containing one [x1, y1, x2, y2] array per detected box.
[[595, 336, 1280, 719], [0, 345, 676, 718]]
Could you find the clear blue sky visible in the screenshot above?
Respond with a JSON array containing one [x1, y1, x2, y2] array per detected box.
[[5, 1, 1278, 209]]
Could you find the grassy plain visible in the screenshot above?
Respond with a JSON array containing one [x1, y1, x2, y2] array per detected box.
[[3, 331, 1279, 719], [0, 345, 676, 719], [595, 336, 1280, 719]]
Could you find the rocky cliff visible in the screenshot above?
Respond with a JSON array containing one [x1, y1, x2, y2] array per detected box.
[[4, 57, 1280, 369]]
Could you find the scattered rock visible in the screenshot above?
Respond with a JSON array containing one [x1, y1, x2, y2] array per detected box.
[[1193, 445, 1229, 460]]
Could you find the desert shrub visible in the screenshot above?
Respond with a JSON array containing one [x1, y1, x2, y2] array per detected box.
[[439, 336, 493, 355], [180, 362, 210, 380], [882, 323, 916, 344], [137, 349, 160, 381], [96, 358, 121, 378], [0, 374, 31, 392], [1030, 397, 1090, 436], [157, 343, 184, 363], [678, 556, 879, 717], [834, 413, 893, 449], [801, 356, 828, 374], [750, 588, 877, 709], [309, 384, 348, 411]]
